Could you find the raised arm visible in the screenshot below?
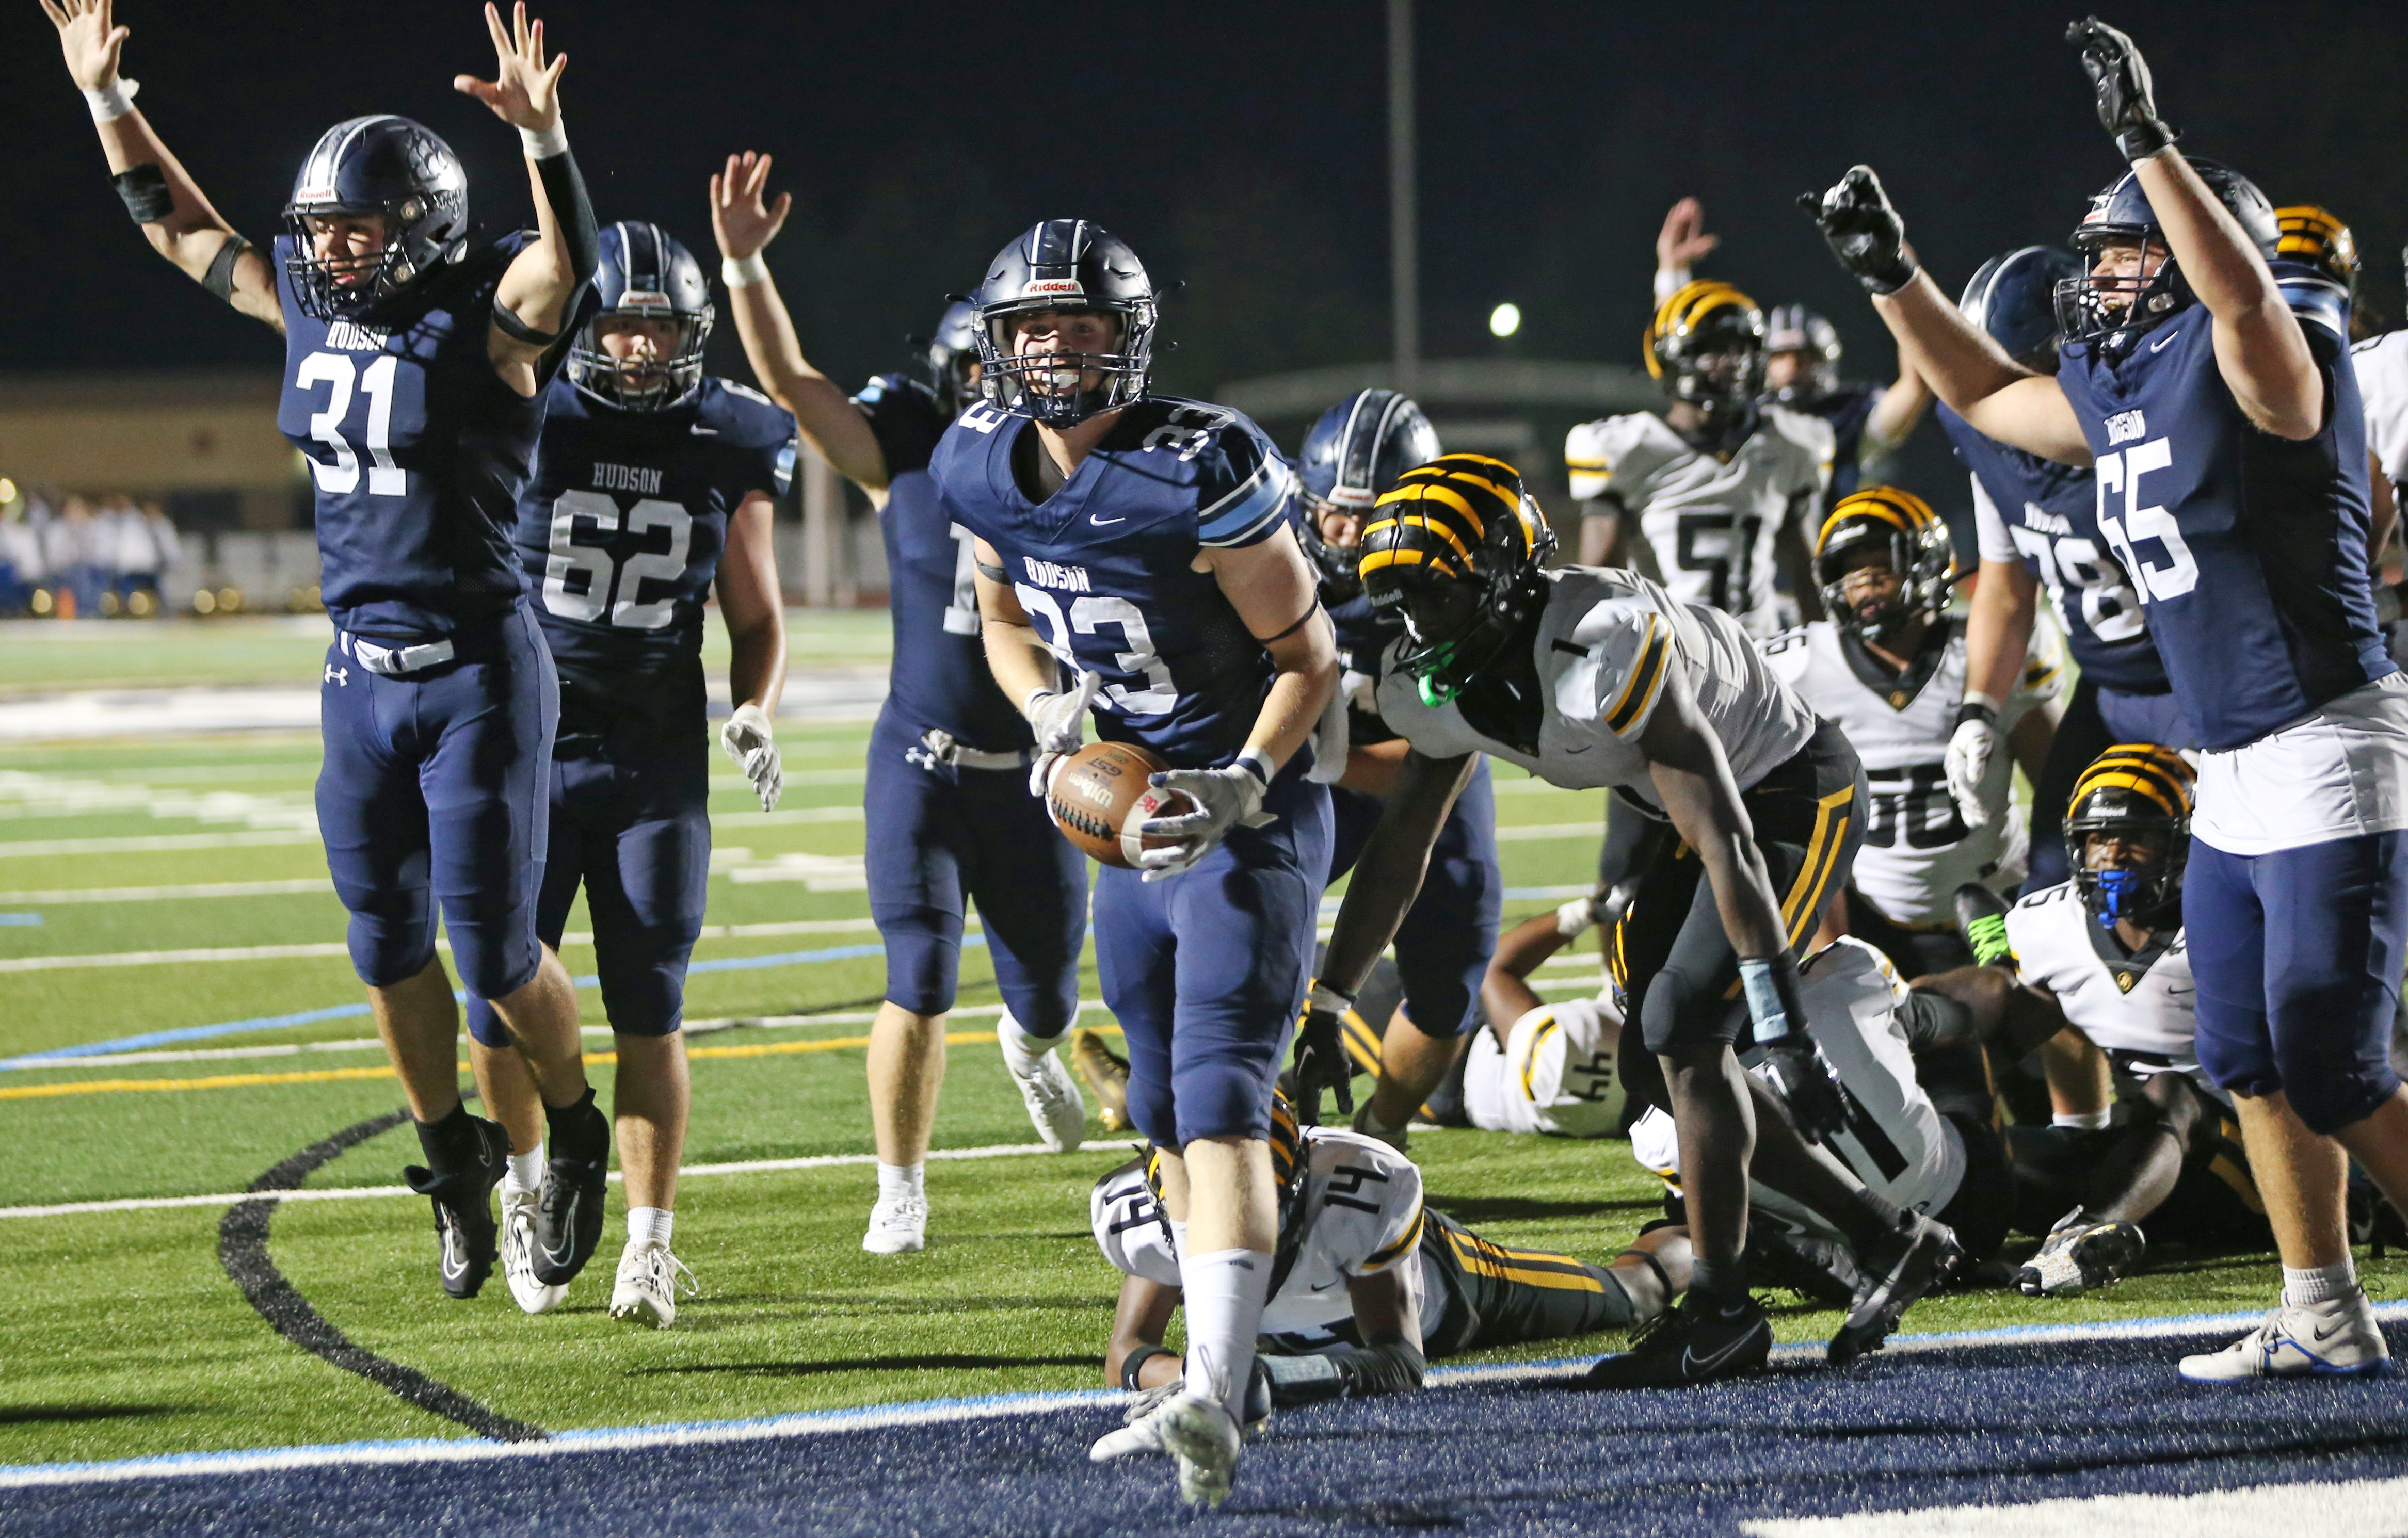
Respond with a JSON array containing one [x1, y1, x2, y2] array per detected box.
[[1863, 351, 1934, 455], [711, 152, 890, 493], [1479, 902, 1602, 1049], [456, 3, 598, 395], [43, 0, 278, 330]]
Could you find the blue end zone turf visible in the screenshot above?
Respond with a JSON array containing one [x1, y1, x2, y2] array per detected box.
[[7, 1312, 2402, 1535]]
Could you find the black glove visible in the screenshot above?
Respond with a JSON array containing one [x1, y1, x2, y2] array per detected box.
[[2068, 17, 2176, 163], [1291, 983, 1357, 1124], [1797, 166, 1918, 296], [1257, 1337, 1426, 1407], [1758, 1031, 1850, 1145]]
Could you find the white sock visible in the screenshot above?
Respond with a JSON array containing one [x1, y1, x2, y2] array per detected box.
[[2052, 1109, 2112, 1131], [877, 1161, 925, 1204], [627, 1207, 673, 1249], [2284, 1259, 2360, 1307], [1168, 1218, 1190, 1261], [1180, 1248, 1273, 1420], [505, 1143, 544, 1195], [996, 1011, 1058, 1076]]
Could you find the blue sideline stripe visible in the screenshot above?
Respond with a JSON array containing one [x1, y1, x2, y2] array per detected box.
[[0, 935, 981, 1068], [0, 913, 42, 926]]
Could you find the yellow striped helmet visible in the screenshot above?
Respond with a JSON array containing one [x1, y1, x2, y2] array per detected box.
[[1812, 485, 1957, 643], [1358, 454, 1556, 705], [2065, 744, 2193, 928], [1646, 280, 1766, 416], [2275, 204, 2359, 298]]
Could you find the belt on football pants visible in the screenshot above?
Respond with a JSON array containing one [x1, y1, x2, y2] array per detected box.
[[916, 727, 1032, 773], [341, 631, 456, 677]]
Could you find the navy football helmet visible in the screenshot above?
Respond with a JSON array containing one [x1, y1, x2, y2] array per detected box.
[[971, 220, 1159, 425], [1960, 247, 2080, 373], [569, 222, 714, 411], [2064, 744, 2193, 930], [923, 300, 981, 417], [2056, 157, 2278, 347], [1295, 390, 1442, 598], [282, 116, 470, 321], [1763, 304, 1842, 403]]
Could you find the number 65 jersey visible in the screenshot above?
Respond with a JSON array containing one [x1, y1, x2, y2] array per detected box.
[[933, 396, 1296, 769]]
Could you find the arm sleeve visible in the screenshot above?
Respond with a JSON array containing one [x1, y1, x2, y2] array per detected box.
[[1194, 429, 1298, 549], [1970, 473, 2019, 565]]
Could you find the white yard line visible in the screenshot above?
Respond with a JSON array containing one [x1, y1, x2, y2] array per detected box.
[[0, 829, 321, 858], [0, 914, 899, 973], [0, 877, 333, 904], [1743, 1477, 2408, 1537], [1491, 821, 1605, 841]]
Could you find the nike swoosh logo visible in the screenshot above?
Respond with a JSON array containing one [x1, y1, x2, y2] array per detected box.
[[2314, 1320, 2352, 1342], [691, 425, 718, 435], [1680, 1325, 1759, 1378], [540, 1193, 579, 1267], [1309, 1279, 1341, 1292], [2150, 330, 2181, 353], [441, 1231, 467, 1281], [1091, 514, 1126, 526]]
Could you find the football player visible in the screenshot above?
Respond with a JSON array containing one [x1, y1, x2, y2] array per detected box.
[[709, 155, 1090, 1257], [1942, 246, 2188, 892], [458, 220, 794, 1327], [1462, 896, 1634, 1140], [939, 221, 1337, 1506], [1092, 1092, 1690, 1419], [1294, 390, 1502, 1150], [1806, 17, 2408, 1380], [1927, 747, 2267, 1298], [44, 0, 611, 1300], [1766, 486, 2062, 976], [1564, 280, 1833, 637], [1312, 454, 1958, 1387]]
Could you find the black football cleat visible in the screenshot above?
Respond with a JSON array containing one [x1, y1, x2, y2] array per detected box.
[[1745, 1210, 1864, 1310], [1954, 882, 2017, 969], [1829, 1211, 1962, 1365], [401, 1114, 508, 1300], [1578, 1292, 1772, 1389], [533, 1098, 613, 1286]]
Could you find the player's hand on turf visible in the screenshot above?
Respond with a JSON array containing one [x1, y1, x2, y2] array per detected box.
[[1022, 672, 1100, 798], [1799, 166, 1918, 296], [42, 0, 127, 92], [2068, 17, 2175, 163], [711, 152, 792, 261], [1656, 197, 1719, 274], [720, 702, 782, 812], [454, 2, 565, 136], [1758, 1032, 1849, 1144], [1291, 983, 1356, 1122], [1943, 700, 1999, 829], [1136, 757, 1276, 881]]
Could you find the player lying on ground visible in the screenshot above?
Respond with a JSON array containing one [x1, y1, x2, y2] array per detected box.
[[1310, 453, 1957, 1387], [1093, 1092, 1691, 1422], [44, 0, 610, 1300], [711, 154, 1091, 1256], [462, 220, 793, 1326], [1921, 747, 2271, 1298], [1805, 15, 2408, 1380]]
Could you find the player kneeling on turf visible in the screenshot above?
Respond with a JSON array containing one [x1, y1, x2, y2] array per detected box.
[[1093, 1092, 1688, 1421]]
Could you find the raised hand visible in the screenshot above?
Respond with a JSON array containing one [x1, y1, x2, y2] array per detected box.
[[40, 0, 128, 91], [711, 152, 793, 262], [2067, 16, 2175, 163], [1799, 165, 1918, 296], [452, 2, 565, 135], [1656, 197, 1720, 273]]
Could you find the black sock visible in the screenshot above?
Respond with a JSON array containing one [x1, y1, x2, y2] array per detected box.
[[543, 1087, 608, 1163], [1843, 1191, 1908, 1258], [414, 1103, 481, 1172], [1690, 1257, 1749, 1310]]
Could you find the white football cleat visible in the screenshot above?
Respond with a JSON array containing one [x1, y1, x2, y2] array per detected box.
[[1089, 1389, 1241, 1508], [501, 1187, 567, 1315], [2179, 1294, 2395, 1382], [608, 1238, 696, 1329], [861, 1193, 929, 1254], [1004, 1032, 1088, 1152]]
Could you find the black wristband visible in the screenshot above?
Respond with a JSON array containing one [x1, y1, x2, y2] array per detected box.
[[1952, 701, 1999, 732], [111, 164, 174, 224], [1119, 1343, 1174, 1392], [201, 235, 250, 303]]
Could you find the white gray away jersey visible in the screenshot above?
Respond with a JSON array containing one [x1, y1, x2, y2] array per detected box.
[[2352, 329, 2408, 492], [1564, 406, 1835, 637], [2006, 880, 2203, 1083], [1763, 618, 2062, 927]]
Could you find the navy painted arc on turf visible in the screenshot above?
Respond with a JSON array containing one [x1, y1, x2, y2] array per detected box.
[[3, 934, 983, 1064], [216, 1108, 548, 1445]]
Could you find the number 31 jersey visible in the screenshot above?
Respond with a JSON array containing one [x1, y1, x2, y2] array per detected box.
[[511, 375, 795, 741], [933, 396, 1296, 769], [1564, 404, 1833, 636]]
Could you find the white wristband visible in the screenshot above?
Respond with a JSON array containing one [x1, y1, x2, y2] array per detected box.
[[83, 78, 139, 123], [1308, 982, 1354, 1015], [1233, 748, 1274, 788], [518, 121, 569, 159], [1960, 688, 2002, 715], [1555, 896, 1597, 937], [722, 253, 770, 289]]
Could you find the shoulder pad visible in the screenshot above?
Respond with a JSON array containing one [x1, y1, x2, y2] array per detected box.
[[706, 378, 798, 446], [1565, 414, 1670, 501], [1763, 403, 1839, 470], [2273, 264, 2352, 342], [1176, 407, 1296, 548], [1569, 598, 1678, 740]]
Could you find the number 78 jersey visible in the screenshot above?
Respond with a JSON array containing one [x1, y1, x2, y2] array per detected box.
[[933, 396, 1295, 769]]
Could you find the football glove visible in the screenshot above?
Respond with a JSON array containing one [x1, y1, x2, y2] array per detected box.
[[719, 703, 782, 812], [1739, 953, 1848, 1144], [1943, 695, 2000, 830], [1022, 671, 1101, 798], [1799, 166, 1919, 296], [2068, 16, 2176, 163], [1291, 982, 1357, 1123], [1135, 752, 1275, 881], [1256, 1336, 1426, 1406]]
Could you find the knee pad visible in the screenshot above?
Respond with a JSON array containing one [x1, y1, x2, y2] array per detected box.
[[462, 995, 513, 1049], [443, 909, 541, 1002], [2283, 1062, 2401, 1138], [1637, 965, 1743, 1056], [595, 932, 695, 1038], [875, 906, 962, 1018], [1170, 1053, 1279, 1147], [341, 891, 438, 990]]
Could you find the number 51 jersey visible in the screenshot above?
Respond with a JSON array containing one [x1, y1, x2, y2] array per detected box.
[[511, 375, 796, 740], [933, 397, 1296, 769]]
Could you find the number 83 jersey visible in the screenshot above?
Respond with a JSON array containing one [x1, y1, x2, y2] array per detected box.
[[934, 396, 1295, 769]]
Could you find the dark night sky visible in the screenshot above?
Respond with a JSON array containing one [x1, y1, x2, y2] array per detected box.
[[7, 0, 2404, 409]]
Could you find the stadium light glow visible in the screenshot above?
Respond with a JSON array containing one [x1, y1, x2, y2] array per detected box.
[[1488, 302, 1521, 338]]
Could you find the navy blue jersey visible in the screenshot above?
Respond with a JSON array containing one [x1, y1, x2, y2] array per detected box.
[[1806, 382, 1881, 499], [1938, 403, 2170, 695], [513, 374, 794, 738], [857, 374, 1032, 753], [276, 231, 596, 637], [934, 396, 1295, 768], [2056, 267, 2390, 750]]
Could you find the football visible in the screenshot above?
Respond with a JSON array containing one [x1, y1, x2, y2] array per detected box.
[[1048, 741, 1192, 869]]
